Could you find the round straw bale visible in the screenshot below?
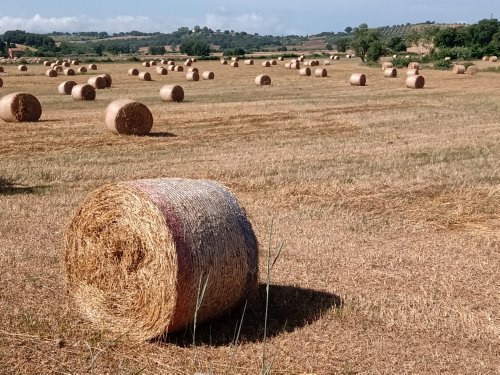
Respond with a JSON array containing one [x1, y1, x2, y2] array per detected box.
[[284, 62, 292, 69], [350, 73, 366, 86], [160, 84, 184, 102], [255, 74, 271, 85], [489, 56, 498, 62], [167, 61, 175, 66], [299, 67, 311, 76], [142, 61, 150, 67], [314, 68, 327, 77], [290, 61, 300, 69], [71, 84, 96, 101], [408, 62, 420, 69], [64, 178, 258, 341], [384, 68, 397, 77], [406, 75, 425, 89], [104, 99, 153, 136], [184, 60, 192, 66], [231, 57, 239, 62], [62, 62, 70, 68], [406, 68, 419, 76], [50, 62, 57, 68], [444, 57, 451, 62], [188, 67, 198, 73], [46, 69, 58, 77], [98, 74, 112, 88], [160, 60, 167, 65], [0, 92, 42, 122], [278, 56, 284, 61], [311, 60, 320, 67], [167, 65, 175, 71], [55, 60, 63, 65], [150, 61, 157, 66], [346, 54, 351, 59], [18, 65, 27, 72], [202, 71, 214, 80], [139, 72, 152, 81], [54, 65, 64, 73], [88, 76, 106, 89], [58, 80, 77, 95], [186, 71, 200, 81], [156, 67, 168, 75], [220, 59, 228, 65], [452, 64, 465, 74], [466, 66, 479, 75], [382, 62, 393, 70], [230, 61, 239, 67], [43, 60, 51, 66], [72, 60, 80, 65], [174, 66, 184, 72], [192, 58, 197, 62], [0, 66, 4, 73], [64, 68, 75, 76], [0, 78, 2, 87], [298, 56, 305, 62], [88, 64, 98, 70], [482, 56, 489, 61], [244, 59, 254, 65], [262, 61, 271, 67], [128, 68, 139, 76], [270, 60, 277, 65], [77, 67, 87, 74], [323, 60, 331, 65], [334, 56, 340, 60]]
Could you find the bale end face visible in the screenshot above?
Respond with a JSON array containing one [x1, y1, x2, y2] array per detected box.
[[406, 75, 425, 89], [255, 74, 271, 86], [0, 92, 42, 122], [58, 81, 78, 95], [186, 71, 200, 81], [160, 84, 184, 102], [350, 73, 366, 86], [201, 71, 215, 80], [72, 84, 96, 101], [452, 65, 465, 74], [139, 72, 152, 81], [314, 68, 327, 77], [384, 68, 397, 78], [128, 68, 139, 76], [105, 99, 153, 136]]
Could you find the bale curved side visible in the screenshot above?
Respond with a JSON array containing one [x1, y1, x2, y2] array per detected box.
[[452, 65, 465, 74], [349, 73, 366, 86], [384, 68, 397, 77], [58, 81, 77, 95], [46, 69, 58, 77], [128, 68, 139, 76], [299, 67, 311, 76], [406, 75, 425, 89], [202, 71, 215, 80], [88, 76, 106, 89], [104, 99, 153, 136], [255, 74, 271, 85], [160, 84, 184, 102], [71, 84, 96, 101], [139, 72, 152, 81], [186, 71, 200, 81], [0, 92, 42, 122], [466, 66, 479, 75]]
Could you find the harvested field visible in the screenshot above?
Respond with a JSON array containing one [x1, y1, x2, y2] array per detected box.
[[0, 58, 499, 374]]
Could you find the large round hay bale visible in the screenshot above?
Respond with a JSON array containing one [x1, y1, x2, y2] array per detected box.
[[88, 64, 98, 70], [64, 68, 76, 76], [202, 71, 214, 80], [489, 56, 498, 62], [128, 68, 139, 76], [382, 62, 393, 71], [466, 66, 479, 75], [71, 84, 96, 101], [244, 59, 254, 65], [167, 61, 175, 66], [71, 60, 80, 65], [98, 74, 112, 87], [58, 81, 78, 95], [150, 61, 157, 66], [0, 66, 4, 73], [55, 60, 63, 65], [186, 71, 200, 81], [62, 62, 70, 68], [156, 67, 168, 75], [160, 84, 184, 102], [314, 68, 327, 77], [142, 61, 150, 67], [278, 56, 284, 61], [384, 68, 397, 77], [406, 68, 419, 76], [43, 61, 51, 66], [346, 54, 351, 59], [50, 62, 57, 68], [255, 74, 271, 85], [174, 66, 184, 72], [192, 58, 197, 63], [270, 60, 277, 65], [160, 60, 167, 65], [299, 67, 311, 76], [88, 76, 106, 89], [406, 75, 425, 89], [104, 99, 153, 136], [139, 72, 152, 81], [482, 56, 489, 61], [0, 92, 42, 122], [54, 65, 64, 73], [323, 60, 331, 66], [64, 178, 258, 341], [220, 59, 228, 65], [0, 78, 3, 87], [18, 65, 27, 72], [188, 67, 198, 73], [167, 65, 175, 71], [284, 62, 292, 69], [184, 60, 192, 67], [334, 56, 340, 60], [262, 61, 271, 67], [46, 69, 58, 77], [349, 73, 366, 86], [452, 64, 465, 74], [230, 61, 239, 67], [290, 61, 300, 69], [231, 57, 239, 62], [408, 62, 420, 69], [310, 60, 320, 67]]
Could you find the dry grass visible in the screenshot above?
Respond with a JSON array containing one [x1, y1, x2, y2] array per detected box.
[[0, 58, 499, 374]]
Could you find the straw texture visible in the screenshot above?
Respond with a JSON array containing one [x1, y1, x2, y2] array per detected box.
[[139, 72, 152, 81], [105, 99, 153, 136], [201, 71, 214, 80], [71, 84, 96, 101], [314, 68, 327, 77], [466, 66, 479, 75], [128, 68, 139, 76], [88, 76, 106, 89], [0, 92, 42, 122], [160, 84, 184, 102], [58, 81, 77, 95], [255, 74, 271, 85], [46, 69, 58, 77], [186, 71, 200, 81], [452, 65, 465, 74], [406, 75, 425, 89], [384, 68, 397, 77], [350, 73, 366, 86], [64, 178, 258, 341]]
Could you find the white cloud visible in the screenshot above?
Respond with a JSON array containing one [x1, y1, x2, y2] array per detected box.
[[204, 11, 299, 35]]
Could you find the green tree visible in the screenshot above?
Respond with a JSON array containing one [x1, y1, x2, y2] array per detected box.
[[94, 44, 104, 56], [335, 37, 349, 52], [386, 36, 406, 52], [0, 40, 6, 57], [345, 26, 353, 33], [366, 40, 384, 62], [325, 43, 333, 50], [350, 23, 381, 62], [179, 37, 211, 56], [148, 45, 166, 55]]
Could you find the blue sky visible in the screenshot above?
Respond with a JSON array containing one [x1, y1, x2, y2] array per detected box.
[[0, 0, 497, 35]]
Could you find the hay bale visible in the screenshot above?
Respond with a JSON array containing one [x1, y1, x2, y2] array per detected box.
[[174, 66, 184, 72], [58, 81, 77, 95], [334, 56, 339, 60], [406, 75, 425, 89], [349, 73, 366, 86], [408, 62, 420, 69], [384, 68, 397, 77], [62, 62, 70, 68], [346, 54, 351, 59], [184, 60, 192, 66], [18, 65, 27, 72], [156, 67, 168, 75], [284, 62, 292, 69], [314, 68, 327, 77], [50, 62, 57, 68], [192, 58, 197, 63], [77, 67, 88, 74], [406, 68, 419, 76], [489, 56, 498, 62], [88, 76, 106, 89], [290, 61, 300, 69], [0, 66, 4, 73], [444, 57, 451, 61], [150, 61, 157, 66], [186, 71, 200, 81], [64, 178, 258, 341], [230, 61, 239, 67], [262, 61, 271, 67], [323, 60, 331, 65], [167, 65, 176, 71], [64, 68, 76, 76], [142, 61, 151, 68], [310, 60, 320, 67], [43, 61, 51, 66], [188, 67, 199, 73], [160, 84, 184, 102], [299, 67, 311, 76], [298, 55, 305, 62], [55, 60, 63, 65], [167, 61, 175, 66], [139, 72, 152, 81], [0, 92, 42, 122], [202, 71, 214, 80], [54, 65, 64, 73], [128, 68, 140, 76], [98, 74, 112, 88], [466, 66, 479, 75], [278, 56, 284, 61], [104, 99, 153, 136], [231, 57, 239, 62], [71, 84, 96, 101], [382, 62, 393, 71], [482, 56, 489, 61], [88, 64, 98, 70], [270, 60, 277, 65], [255, 74, 271, 85], [452, 64, 465, 74], [71, 60, 80, 65], [46, 69, 58, 77], [160, 60, 167, 65], [220, 59, 228, 65], [245, 59, 254, 65], [0, 78, 2, 87]]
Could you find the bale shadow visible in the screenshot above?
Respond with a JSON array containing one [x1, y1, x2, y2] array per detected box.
[[147, 131, 177, 138], [163, 284, 342, 347], [0, 178, 51, 196]]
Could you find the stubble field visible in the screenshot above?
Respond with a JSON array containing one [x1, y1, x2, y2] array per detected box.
[[0, 57, 499, 374]]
